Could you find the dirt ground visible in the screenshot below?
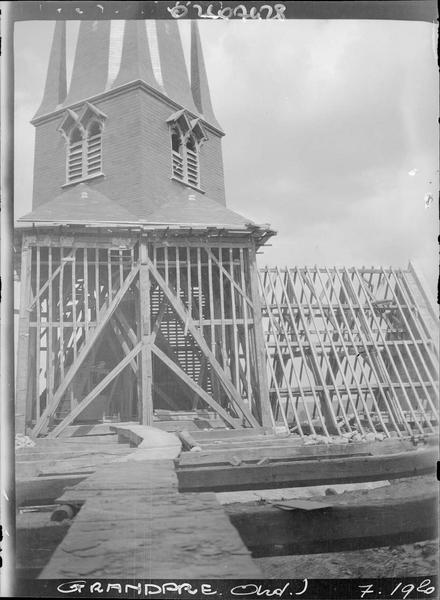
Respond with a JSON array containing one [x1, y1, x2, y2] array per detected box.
[[257, 541, 439, 578]]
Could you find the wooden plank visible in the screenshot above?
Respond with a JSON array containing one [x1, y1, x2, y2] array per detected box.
[[207, 248, 215, 352], [107, 248, 112, 303], [205, 246, 254, 309], [285, 269, 340, 435], [305, 266, 362, 432], [275, 268, 321, 431], [40, 458, 260, 579], [32, 265, 140, 436], [219, 248, 227, 367], [263, 268, 307, 434], [139, 241, 154, 426], [15, 241, 33, 432], [333, 268, 392, 435], [177, 436, 437, 466], [383, 267, 438, 390], [323, 266, 383, 433], [299, 268, 350, 432], [59, 248, 65, 381], [175, 246, 180, 297], [229, 248, 240, 391], [197, 247, 203, 330], [83, 248, 89, 337], [350, 267, 417, 432], [49, 343, 142, 437], [146, 258, 260, 428], [340, 268, 401, 431], [27, 249, 74, 311], [190, 428, 270, 441], [239, 248, 252, 411], [225, 477, 438, 556], [152, 345, 240, 428], [176, 446, 438, 492], [248, 248, 273, 430], [71, 248, 78, 362], [35, 246, 42, 421]]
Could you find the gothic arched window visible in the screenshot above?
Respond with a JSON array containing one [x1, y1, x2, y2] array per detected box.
[[59, 103, 107, 185]]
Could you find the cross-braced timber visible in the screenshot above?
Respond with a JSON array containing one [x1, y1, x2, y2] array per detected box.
[[16, 232, 270, 437], [261, 265, 439, 439], [15, 231, 438, 443]]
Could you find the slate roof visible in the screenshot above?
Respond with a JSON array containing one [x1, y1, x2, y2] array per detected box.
[[18, 184, 140, 225], [17, 183, 255, 230]]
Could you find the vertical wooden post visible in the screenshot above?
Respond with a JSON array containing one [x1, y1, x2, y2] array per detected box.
[[139, 239, 153, 425], [47, 247, 54, 409], [35, 246, 41, 421], [248, 245, 273, 430], [15, 239, 33, 432]]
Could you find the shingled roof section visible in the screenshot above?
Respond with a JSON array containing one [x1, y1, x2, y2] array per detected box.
[[17, 184, 140, 225], [17, 184, 254, 229], [144, 194, 254, 228]]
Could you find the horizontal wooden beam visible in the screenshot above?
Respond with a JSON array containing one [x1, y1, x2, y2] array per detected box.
[[176, 446, 437, 492], [177, 437, 436, 467], [225, 477, 438, 557]]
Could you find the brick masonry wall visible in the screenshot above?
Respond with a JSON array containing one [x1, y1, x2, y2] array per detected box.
[[32, 86, 226, 216]]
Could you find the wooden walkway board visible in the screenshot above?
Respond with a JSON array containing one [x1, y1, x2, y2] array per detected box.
[[41, 458, 261, 579]]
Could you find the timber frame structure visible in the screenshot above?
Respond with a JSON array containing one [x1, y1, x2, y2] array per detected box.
[[16, 226, 274, 437], [16, 224, 439, 441], [261, 263, 439, 439]]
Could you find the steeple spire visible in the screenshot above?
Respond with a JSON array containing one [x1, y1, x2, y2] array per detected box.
[[112, 20, 159, 90], [190, 21, 221, 130], [155, 21, 198, 113], [64, 21, 111, 106], [34, 21, 67, 118]]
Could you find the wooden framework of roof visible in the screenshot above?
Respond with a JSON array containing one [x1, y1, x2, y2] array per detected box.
[[261, 264, 438, 440]]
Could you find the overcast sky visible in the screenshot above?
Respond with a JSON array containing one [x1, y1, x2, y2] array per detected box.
[[14, 17, 438, 293]]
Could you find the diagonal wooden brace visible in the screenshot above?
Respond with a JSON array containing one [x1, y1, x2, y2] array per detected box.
[[32, 265, 140, 436], [49, 343, 142, 437], [152, 345, 240, 428], [146, 257, 261, 428], [28, 249, 75, 311]]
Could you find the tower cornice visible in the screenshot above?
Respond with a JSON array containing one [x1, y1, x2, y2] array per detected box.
[[31, 79, 225, 138]]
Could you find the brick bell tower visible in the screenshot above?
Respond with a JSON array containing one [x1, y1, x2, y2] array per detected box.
[[16, 19, 275, 437]]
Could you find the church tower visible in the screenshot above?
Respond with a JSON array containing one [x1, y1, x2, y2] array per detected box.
[[16, 19, 274, 437]]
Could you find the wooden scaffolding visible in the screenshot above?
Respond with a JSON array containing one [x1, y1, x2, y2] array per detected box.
[[15, 227, 438, 440], [15, 228, 272, 437]]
